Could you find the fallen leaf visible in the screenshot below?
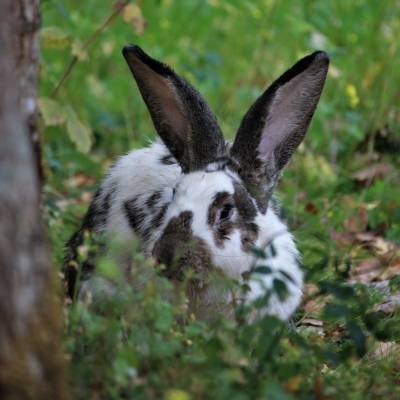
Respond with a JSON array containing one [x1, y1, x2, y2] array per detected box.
[[351, 258, 382, 283], [352, 163, 391, 185], [371, 236, 395, 255], [373, 341, 400, 359], [302, 299, 326, 315], [66, 174, 96, 188], [354, 232, 376, 242], [380, 256, 400, 280], [343, 206, 368, 233], [301, 283, 329, 315], [305, 202, 319, 215], [373, 295, 400, 313], [356, 234, 399, 256], [331, 230, 355, 247], [299, 318, 323, 327]]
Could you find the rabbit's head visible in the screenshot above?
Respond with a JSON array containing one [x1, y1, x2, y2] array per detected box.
[[122, 45, 329, 289]]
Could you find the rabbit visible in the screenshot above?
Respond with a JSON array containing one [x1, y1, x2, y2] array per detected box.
[[64, 45, 329, 321]]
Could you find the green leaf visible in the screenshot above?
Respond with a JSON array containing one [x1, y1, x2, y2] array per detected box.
[[346, 321, 367, 357], [251, 247, 266, 258], [65, 107, 93, 153], [253, 265, 273, 275], [264, 381, 293, 400], [389, 275, 400, 293], [39, 97, 66, 126], [41, 27, 70, 49], [273, 279, 288, 302], [323, 303, 351, 319], [97, 258, 122, 282], [165, 389, 191, 400]]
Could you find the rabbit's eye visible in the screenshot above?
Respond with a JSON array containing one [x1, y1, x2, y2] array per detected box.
[[219, 203, 234, 222]]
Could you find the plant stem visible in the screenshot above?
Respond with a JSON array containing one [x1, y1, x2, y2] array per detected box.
[[51, 1, 130, 98]]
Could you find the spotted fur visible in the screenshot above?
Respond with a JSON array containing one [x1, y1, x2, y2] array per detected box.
[[64, 45, 329, 320]]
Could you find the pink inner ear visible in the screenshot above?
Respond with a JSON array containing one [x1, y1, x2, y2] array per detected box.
[[258, 64, 327, 165], [127, 54, 190, 141]]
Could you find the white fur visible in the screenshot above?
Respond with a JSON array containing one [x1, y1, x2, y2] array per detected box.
[[98, 141, 179, 253], [93, 141, 303, 320]]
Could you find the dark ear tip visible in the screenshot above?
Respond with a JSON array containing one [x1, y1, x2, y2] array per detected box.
[[122, 44, 143, 59], [122, 44, 173, 78], [310, 50, 330, 66]]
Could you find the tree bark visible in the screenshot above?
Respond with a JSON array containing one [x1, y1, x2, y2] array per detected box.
[[0, 1, 68, 399]]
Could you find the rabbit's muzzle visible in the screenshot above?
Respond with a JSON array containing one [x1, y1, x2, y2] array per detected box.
[[152, 211, 213, 284]]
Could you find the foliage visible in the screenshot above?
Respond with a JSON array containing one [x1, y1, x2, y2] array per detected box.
[[40, 1, 400, 399]]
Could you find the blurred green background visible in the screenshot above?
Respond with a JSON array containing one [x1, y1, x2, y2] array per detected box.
[[39, 1, 400, 398], [40, 0, 399, 160]]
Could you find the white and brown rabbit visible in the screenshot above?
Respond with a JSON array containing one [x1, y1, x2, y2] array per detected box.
[[64, 45, 329, 320]]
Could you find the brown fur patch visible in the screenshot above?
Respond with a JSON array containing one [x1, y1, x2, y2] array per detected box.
[[207, 192, 235, 248], [233, 183, 259, 251], [206, 184, 259, 251], [151, 203, 168, 230], [207, 191, 231, 224], [153, 211, 212, 283], [145, 190, 162, 209], [123, 197, 145, 234]]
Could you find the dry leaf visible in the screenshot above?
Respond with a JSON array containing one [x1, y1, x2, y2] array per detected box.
[[352, 163, 391, 185], [66, 174, 96, 188], [351, 258, 382, 283], [299, 318, 323, 327], [122, 3, 146, 35], [305, 202, 319, 215], [331, 230, 355, 247], [301, 283, 329, 315], [78, 191, 93, 205], [373, 341, 399, 359], [356, 234, 399, 256], [343, 207, 368, 233], [373, 295, 400, 313], [354, 232, 376, 242]]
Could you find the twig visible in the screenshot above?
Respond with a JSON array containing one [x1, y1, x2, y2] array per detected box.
[[51, 1, 130, 98]]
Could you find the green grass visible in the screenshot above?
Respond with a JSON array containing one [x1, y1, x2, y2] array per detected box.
[[41, 1, 400, 398]]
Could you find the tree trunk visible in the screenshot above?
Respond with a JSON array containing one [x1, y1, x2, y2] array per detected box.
[[0, 1, 68, 399]]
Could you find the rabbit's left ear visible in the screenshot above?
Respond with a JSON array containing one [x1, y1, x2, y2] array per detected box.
[[230, 51, 329, 212]]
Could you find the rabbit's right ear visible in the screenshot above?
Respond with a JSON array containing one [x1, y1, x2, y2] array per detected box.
[[123, 45, 226, 173], [230, 51, 329, 212]]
